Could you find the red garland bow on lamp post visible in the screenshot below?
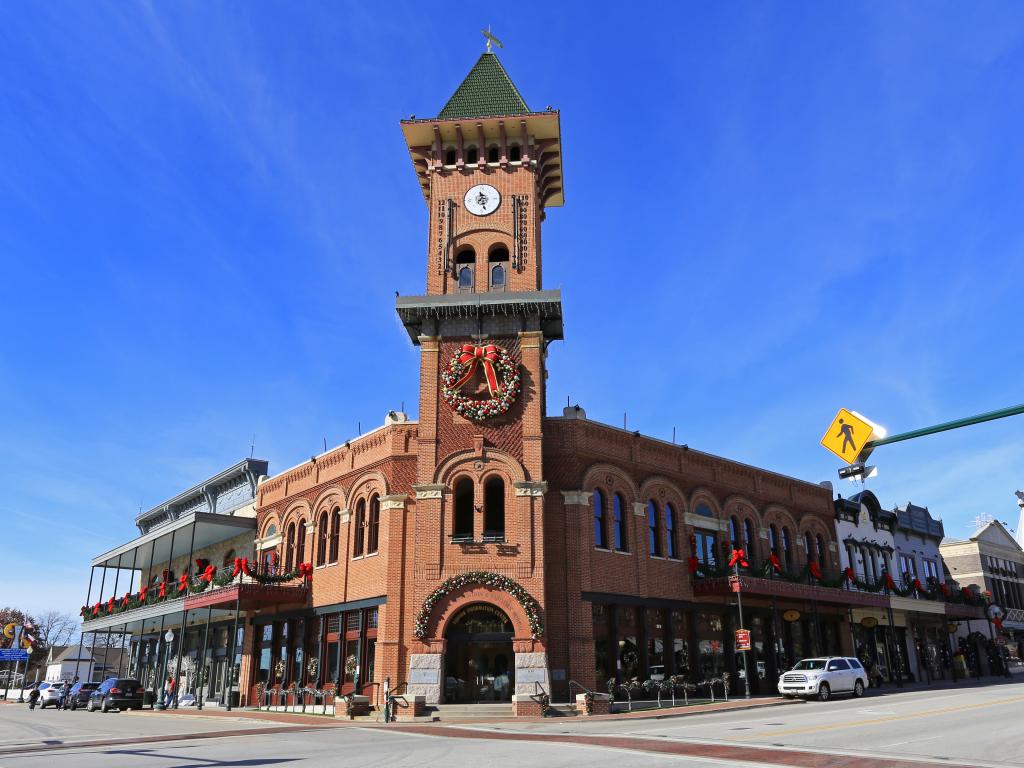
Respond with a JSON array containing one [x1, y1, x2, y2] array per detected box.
[[808, 561, 823, 580], [297, 562, 314, 579], [728, 549, 749, 568], [769, 552, 782, 572]]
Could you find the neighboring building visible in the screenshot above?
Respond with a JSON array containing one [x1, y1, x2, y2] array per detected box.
[[76, 458, 294, 702], [44, 646, 127, 682], [941, 519, 1024, 666]]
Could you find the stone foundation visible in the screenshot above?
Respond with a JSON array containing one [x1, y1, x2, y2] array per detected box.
[[513, 651, 550, 697], [407, 653, 442, 703]]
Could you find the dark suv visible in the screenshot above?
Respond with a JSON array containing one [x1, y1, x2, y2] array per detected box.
[[68, 681, 100, 710], [87, 677, 144, 712]]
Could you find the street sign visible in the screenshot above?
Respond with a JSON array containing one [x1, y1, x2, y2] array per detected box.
[[821, 408, 884, 464], [0, 650, 28, 662], [735, 629, 752, 651]]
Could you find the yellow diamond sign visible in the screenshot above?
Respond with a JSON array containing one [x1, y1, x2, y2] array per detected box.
[[821, 408, 884, 464]]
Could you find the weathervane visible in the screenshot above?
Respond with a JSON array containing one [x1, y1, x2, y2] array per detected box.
[[482, 25, 504, 53]]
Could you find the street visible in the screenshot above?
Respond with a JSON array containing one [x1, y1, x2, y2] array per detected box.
[[0, 680, 1022, 767]]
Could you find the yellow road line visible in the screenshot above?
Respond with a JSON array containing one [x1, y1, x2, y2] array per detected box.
[[733, 694, 1024, 740]]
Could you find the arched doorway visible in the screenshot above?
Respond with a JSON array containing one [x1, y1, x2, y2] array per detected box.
[[443, 604, 514, 703]]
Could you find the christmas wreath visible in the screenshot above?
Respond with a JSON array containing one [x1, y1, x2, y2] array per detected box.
[[412, 570, 543, 639], [440, 343, 520, 422]]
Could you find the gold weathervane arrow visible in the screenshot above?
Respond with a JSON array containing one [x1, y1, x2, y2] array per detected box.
[[482, 26, 504, 53]]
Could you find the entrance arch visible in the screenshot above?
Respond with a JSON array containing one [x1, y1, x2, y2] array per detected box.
[[443, 604, 514, 703]]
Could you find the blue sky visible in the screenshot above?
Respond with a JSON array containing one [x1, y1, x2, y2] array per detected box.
[[2, 2, 1023, 617]]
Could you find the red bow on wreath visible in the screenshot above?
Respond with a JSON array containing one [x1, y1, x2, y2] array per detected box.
[[728, 549, 749, 568], [297, 562, 313, 579], [454, 344, 502, 396], [809, 561, 823, 580], [107, 597, 115, 614], [158, 581, 167, 598], [177, 573, 190, 593], [961, 586, 973, 601], [92, 602, 101, 616], [138, 586, 148, 602], [120, 592, 131, 608], [842, 566, 855, 581], [884, 572, 897, 590], [200, 565, 216, 583], [913, 578, 924, 593], [994, 617, 1004, 631], [232, 557, 251, 578]]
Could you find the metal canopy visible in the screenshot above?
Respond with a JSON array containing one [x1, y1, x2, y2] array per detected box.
[[91, 512, 256, 570], [395, 289, 564, 344], [81, 601, 241, 634]]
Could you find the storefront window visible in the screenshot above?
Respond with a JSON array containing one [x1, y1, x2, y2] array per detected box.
[[696, 612, 725, 678], [365, 638, 376, 683], [327, 641, 339, 685], [619, 635, 640, 680]]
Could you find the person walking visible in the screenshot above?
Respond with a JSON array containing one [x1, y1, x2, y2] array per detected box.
[[27, 686, 39, 710]]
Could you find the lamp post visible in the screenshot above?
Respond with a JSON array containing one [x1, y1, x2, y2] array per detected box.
[[156, 629, 174, 710], [731, 555, 752, 700]]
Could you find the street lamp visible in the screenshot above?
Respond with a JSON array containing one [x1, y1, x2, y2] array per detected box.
[[730, 551, 752, 700], [156, 629, 174, 710]]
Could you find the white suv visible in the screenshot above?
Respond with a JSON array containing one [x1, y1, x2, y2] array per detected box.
[[777, 657, 867, 701]]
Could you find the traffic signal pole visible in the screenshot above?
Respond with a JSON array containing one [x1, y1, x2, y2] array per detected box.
[[863, 403, 1024, 452]]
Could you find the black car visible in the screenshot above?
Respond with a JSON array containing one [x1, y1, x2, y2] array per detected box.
[[87, 677, 143, 712], [68, 681, 100, 710]]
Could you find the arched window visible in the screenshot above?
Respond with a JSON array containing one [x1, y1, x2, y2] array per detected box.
[[484, 477, 505, 539], [444, 148, 457, 165], [593, 489, 607, 548], [613, 494, 628, 552], [264, 548, 277, 575], [487, 145, 500, 163], [804, 532, 814, 562], [666, 503, 677, 559], [367, 495, 380, 554], [490, 264, 505, 291], [782, 527, 794, 570], [296, 519, 306, 565], [816, 535, 826, 567], [456, 248, 475, 293], [353, 499, 366, 557], [465, 146, 478, 164], [729, 516, 740, 550], [316, 512, 328, 566], [285, 523, 295, 572], [265, 523, 277, 538], [769, 524, 779, 555], [328, 509, 340, 563], [695, 503, 714, 517], [743, 520, 755, 564], [508, 143, 521, 162], [647, 500, 661, 556], [489, 246, 508, 291], [454, 478, 474, 540]]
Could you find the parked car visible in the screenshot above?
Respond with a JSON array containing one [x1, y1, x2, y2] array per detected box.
[[36, 682, 66, 708], [68, 681, 100, 710], [87, 677, 144, 712], [777, 657, 867, 701]]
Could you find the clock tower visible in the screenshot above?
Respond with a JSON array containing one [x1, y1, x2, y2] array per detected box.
[[396, 51, 564, 706]]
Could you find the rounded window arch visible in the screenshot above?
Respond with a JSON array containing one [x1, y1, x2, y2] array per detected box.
[[285, 522, 296, 572], [316, 511, 328, 566], [487, 145, 500, 163], [695, 503, 714, 518], [782, 526, 794, 570], [453, 477, 474, 541], [613, 493, 628, 552], [488, 245, 509, 291], [665, 502, 678, 559], [483, 476, 505, 540], [508, 143, 522, 162], [264, 523, 278, 538], [353, 498, 366, 557], [769, 524, 779, 555], [367, 494, 381, 554], [490, 263, 506, 291], [296, 518, 307, 565], [816, 535, 826, 566], [328, 508, 340, 563], [743, 519, 756, 564], [647, 500, 662, 557], [593, 488, 607, 549], [729, 516, 740, 550], [444, 147, 457, 165], [465, 145, 479, 164], [455, 248, 475, 293]]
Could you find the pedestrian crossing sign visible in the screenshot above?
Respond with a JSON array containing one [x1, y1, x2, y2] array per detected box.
[[821, 408, 883, 464]]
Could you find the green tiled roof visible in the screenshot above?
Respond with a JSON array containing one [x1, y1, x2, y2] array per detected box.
[[437, 53, 529, 119]]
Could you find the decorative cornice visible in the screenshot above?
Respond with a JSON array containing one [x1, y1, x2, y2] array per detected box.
[[514, 481, 548, 497], [414, 484, 447, 500], [381, 494, 408, 510]]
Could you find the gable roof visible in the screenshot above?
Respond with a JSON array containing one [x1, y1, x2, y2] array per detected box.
[[50, 646, 94, 664], [972, 519, 1023, 552], [437, 53, 529, 119]]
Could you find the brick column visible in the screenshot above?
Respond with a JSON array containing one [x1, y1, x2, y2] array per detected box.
[[560, 490, 597, 691]]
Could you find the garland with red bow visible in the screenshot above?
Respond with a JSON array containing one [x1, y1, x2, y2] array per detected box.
[[440, 343, 521, 422], [728, 549, 749, 568]]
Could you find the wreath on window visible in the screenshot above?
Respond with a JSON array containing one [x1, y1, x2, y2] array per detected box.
[[440, 343, 520, 422]]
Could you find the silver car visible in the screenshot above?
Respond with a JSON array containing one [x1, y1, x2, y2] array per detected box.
[[37, 682, 67, 708], [777, 657, 867, 701]]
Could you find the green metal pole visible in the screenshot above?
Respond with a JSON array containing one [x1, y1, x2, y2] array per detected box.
[[864, 403, 1024, 451]]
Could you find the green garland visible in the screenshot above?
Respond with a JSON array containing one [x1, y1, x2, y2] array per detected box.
[[413, 570, 543, 639]]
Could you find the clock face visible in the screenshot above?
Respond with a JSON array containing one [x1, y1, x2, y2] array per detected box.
[[464, 184, 501, 216]]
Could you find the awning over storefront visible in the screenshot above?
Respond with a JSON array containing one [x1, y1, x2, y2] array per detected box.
[[694, 576, 890, 608], [91, 512, 256, 571]]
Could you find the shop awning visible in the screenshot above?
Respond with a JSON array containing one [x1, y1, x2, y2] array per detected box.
[[91, 512, 256, 571]]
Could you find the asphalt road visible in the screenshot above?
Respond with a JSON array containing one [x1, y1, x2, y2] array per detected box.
[[0, 680, 1021, 767]]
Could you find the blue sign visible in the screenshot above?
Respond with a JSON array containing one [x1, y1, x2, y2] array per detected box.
[[0, 649, 29, 662]]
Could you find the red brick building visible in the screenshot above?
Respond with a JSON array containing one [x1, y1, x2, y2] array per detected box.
[[245, 51, 867, 711]]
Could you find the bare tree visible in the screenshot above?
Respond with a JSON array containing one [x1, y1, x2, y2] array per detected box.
[[34, 610, 77, 649]]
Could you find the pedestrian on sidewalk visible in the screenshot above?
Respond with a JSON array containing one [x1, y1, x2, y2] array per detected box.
[[27, 686, 39, 710]]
